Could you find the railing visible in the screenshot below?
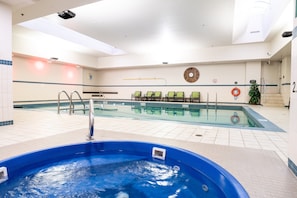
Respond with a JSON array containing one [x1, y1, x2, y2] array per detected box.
[[206, 92, 218, 120], [207, 93, 209, 110], [215, 92, 218, 120], [70, 91, 86, 115], [58, 90, 86, 115], [206, 92, 218, 109], [87, 99, 94, 140], [215, 92, 218, 111], [57, 90, 72, 114]]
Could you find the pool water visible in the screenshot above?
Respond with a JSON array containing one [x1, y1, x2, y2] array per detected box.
[[52, 101, 258, 128], [0, 141, 249, 197], [0, 154, 217, 197], [15, 100, 284, 131], [94, 104, 255, 127]]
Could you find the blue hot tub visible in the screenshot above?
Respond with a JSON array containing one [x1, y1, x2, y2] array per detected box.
[[0, 141, 249, 197]]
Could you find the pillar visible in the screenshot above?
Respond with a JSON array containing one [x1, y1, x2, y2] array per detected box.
[[288, 0, 297, 176], [0, 3, 13, 126]]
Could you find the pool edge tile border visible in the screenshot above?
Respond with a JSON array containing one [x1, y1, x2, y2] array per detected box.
[[288, 158, 297, 177], [0, 120, 13, 126], [242, 106, 285, 132]]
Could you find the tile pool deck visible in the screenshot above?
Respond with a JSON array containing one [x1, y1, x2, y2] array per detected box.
[[0, 105, 296, 197]]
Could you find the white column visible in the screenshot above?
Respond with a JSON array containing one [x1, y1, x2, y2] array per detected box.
[[0, 3, 13, 126], [288, 0, 297, 176]]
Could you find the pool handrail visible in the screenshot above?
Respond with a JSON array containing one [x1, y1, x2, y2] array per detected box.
[[69, 91, 86, 115], [57, 90, 72, 114], [88, 99, 94, 140]]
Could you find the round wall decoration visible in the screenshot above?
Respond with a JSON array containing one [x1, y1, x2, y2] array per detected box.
[[184, 67, 199, 83]]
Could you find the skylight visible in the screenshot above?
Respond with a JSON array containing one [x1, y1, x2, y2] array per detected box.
[[19, 17, 126, 56], [232, 0, 292, 44]]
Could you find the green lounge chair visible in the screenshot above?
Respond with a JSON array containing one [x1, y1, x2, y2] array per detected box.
[[152, 91, 162, 101], [190, 91, 200, 103], [131, 91, 142, 101], [175, 91, 185, 102], [144, 91, 154, 101], [166, 91, 175, 102]]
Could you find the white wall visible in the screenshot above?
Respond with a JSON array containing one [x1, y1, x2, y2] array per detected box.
[[13, 29, 98, 68], [289, 39, 297, 172], [288, 4, 297, 174]]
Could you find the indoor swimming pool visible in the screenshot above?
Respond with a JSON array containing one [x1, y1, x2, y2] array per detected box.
[[15, 100, 284, 131]]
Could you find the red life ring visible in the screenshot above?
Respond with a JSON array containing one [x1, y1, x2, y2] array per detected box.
[[231, 87, 241, 97]]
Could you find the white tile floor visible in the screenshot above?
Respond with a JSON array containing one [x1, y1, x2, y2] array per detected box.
[[0, 105, 290, 162], [0, 105, 296, 197]]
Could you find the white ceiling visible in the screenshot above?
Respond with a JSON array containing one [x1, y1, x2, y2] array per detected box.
[[1, 0, 293, 63]]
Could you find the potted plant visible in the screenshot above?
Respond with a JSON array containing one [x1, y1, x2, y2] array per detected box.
[[248, 82, 261, 104]]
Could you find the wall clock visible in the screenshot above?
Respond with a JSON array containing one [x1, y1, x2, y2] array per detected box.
[[184, 67, 199, 83]]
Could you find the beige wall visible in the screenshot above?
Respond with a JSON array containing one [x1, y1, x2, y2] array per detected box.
[[261, 61, 282, 94], [13, 56, 83, 102], [93, 63, 248, 103], [280, 56, 291, 106], [13, 55, 285, 104]]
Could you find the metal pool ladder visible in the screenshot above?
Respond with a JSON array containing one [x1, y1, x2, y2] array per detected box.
[[58, 90, 72, 114], [57, 90, 86, 115], [69, 91, 86, 115]]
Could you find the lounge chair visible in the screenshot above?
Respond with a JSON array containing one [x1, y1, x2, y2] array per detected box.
[[152, 91, 162, 101], [190, 91, 200, 103], [143, 91, 154, 101], [175, 91, 185, 102], [165, 91, 175, 102], [131, 91, 142, 101]]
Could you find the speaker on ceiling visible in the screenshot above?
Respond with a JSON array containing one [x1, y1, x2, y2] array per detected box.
[[58, 10, 76, 19]]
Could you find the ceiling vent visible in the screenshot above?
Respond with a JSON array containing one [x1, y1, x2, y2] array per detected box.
[[58, 10, 76, 19]]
